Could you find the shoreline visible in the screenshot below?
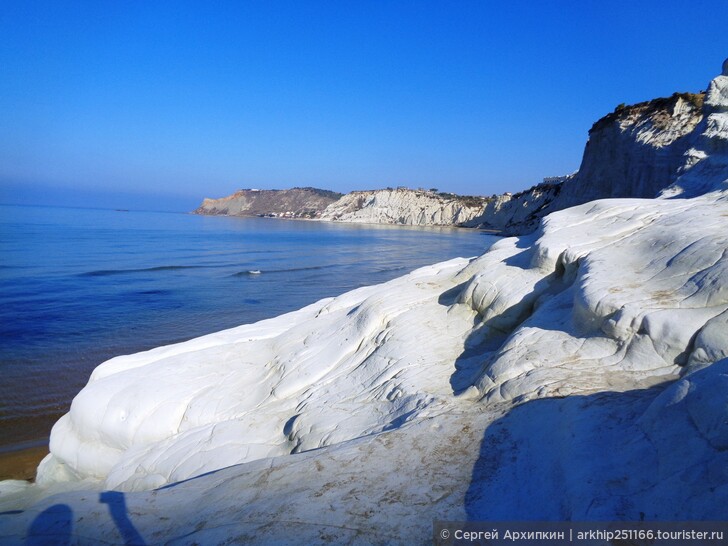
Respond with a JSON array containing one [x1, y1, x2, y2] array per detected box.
[[0, 444, 48, 482], [191, 210, 502, 233]]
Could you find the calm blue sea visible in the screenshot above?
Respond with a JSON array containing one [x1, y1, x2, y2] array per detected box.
[[0, 204, 496, 451]]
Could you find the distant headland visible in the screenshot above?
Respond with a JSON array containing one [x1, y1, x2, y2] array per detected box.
[[194, 89, 705, 235]]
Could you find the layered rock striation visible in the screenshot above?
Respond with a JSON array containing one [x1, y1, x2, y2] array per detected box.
[[319, 188, 487, 226]]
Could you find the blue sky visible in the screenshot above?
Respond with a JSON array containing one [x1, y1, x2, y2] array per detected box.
[[1, 1, 726, 212]]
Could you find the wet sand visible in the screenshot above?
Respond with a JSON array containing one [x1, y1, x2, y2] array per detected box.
[[0, 445, 48, 481]]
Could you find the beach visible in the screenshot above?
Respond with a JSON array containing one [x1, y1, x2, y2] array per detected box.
[[0, 445, 47, 482]]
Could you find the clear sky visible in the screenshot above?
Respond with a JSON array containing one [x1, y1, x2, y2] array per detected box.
[[1, 1, 726, 212]]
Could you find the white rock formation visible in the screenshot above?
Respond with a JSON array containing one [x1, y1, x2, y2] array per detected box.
[[320, 188, 487, 226], [463, 90, 706, 235], [461, 178, 565, 233], [2, 61, 728, 544], [33, 260, 484, 491], [550, 91, 704, 210], [661, 60, 728, 197]]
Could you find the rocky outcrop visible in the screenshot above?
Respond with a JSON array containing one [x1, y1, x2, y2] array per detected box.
[[550, 91, 705, 211], [193, 187, 342, 219], [466, 90, 706, 235], [661, 59, 728, 197], [461, 178, 567, 233], [319, 188, 487, 226], [340, 89, 707, 234]]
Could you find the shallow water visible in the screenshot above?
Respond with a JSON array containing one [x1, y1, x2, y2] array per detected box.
[[0, 204, 496, 450]]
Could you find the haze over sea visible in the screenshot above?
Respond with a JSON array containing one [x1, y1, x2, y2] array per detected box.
[[0, 203, 494, 451]]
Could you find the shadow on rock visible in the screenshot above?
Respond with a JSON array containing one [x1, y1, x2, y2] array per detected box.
[[26, 504, 73, 546], [99, 491, 147, 546], [465, 362, 728, 521]]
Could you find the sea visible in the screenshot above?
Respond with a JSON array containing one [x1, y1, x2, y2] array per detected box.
[[0, 204, 497, 452]]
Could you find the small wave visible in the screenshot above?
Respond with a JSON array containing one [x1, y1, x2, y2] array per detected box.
[[231, 270, 263, 277], [231, 264, 338, 277], [80, 265, 208, 277]]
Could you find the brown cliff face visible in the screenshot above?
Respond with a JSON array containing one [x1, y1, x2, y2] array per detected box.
[[193, 187, 343, 219]]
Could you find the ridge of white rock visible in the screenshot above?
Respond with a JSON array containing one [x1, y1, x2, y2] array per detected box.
[[33, 261, 484, 491], [660, 63, 728, 197], [319, 188, 487, 226], [2, 61, 728, 544]]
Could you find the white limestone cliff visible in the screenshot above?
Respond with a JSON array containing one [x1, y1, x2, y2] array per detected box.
[[661, 59, 728, 197], [319, 188, 487, 226], [550, 92, 704, 211], [463, 90, 706, 234]]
